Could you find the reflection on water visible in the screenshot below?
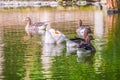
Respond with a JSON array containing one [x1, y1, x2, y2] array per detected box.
[[66, 46, 94, 64], [1, 7, 120, 80], [0, 7, 94, 27], [94, 10, 106, 74], [41, 43, 65, 79], [77, 48, 94, 64], [43, 43, 65, 56], [0, 24, 4, 79]]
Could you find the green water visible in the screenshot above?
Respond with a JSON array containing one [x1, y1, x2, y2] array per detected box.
[[0, 7, 120, 80]]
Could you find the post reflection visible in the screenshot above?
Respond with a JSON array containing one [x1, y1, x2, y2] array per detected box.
[[94, 10, 104, 37], [107, 14, 117, 32], [0, 26, 4, 79], [94, 10, 104, 74], [94, 10, 118, 74]]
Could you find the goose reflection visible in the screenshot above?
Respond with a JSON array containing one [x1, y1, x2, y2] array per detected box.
[[41, 42, 65, 79], [66, 46, 95, 64], [66, 47, 77, 56], [42, 43, 65, 56], [77, 48, 94, 64]]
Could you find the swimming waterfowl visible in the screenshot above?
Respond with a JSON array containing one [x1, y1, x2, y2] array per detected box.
[[66, 35, 95, 63], [66, 34, 93, 47], [44, 28, 66, 44], [66, 35, 95, 53], [66, 35, 93, 47], [24, 17, 48, 37], [76, 19, 91, 39], [23, 17, 66, 44]]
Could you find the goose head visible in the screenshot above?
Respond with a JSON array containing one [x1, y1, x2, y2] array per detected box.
[[24, 17, 32, 26]]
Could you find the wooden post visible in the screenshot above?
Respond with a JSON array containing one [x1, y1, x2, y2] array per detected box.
[[107, 0, 119, 14], [107, 0, 118, 9]]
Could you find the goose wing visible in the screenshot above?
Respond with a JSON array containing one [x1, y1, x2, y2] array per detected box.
[[69, 37, 85, 44], [31, 22, 47, 27]]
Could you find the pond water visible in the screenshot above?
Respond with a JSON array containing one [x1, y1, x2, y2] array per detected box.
[[0, 6, 120, 80]]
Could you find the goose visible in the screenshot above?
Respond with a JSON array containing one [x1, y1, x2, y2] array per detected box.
[[76, 35, 95, 63], [66, 34, 95, 53], [76, 19, 92, 39], [24, 17, 48, 37], [66, 34, 94, 48], [44, 28, 66, 44], [66, 35, 95, 63]]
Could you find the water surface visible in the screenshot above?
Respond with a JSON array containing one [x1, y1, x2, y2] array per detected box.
[[0, 6, 120, 80]]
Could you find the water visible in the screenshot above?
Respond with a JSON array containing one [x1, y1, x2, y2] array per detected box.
[[0, 6, 120, 80]]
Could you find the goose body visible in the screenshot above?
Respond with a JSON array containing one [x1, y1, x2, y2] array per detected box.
[[78, 43, 96, 54], [66, 37, 84, 48], [44, 28, 66, 44]]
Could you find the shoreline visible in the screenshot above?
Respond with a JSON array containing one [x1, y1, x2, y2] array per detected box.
[[0, 1, 59, 8], [0, 1, 100, 8]]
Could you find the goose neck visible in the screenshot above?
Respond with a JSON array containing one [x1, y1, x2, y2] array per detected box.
[[26, 21, 31, 28]]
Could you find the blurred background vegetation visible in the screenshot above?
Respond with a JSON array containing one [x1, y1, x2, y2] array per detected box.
[[0, 0, 99, 2]]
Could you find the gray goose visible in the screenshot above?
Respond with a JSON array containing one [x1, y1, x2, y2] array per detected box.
[[24, 17, 48, 37], [76, 19, 92, 39]]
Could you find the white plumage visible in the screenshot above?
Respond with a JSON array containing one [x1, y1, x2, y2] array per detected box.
[[44, 28, 66, 44]]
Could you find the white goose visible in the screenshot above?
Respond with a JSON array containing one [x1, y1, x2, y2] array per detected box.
[[44, 28, 66, 44]]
